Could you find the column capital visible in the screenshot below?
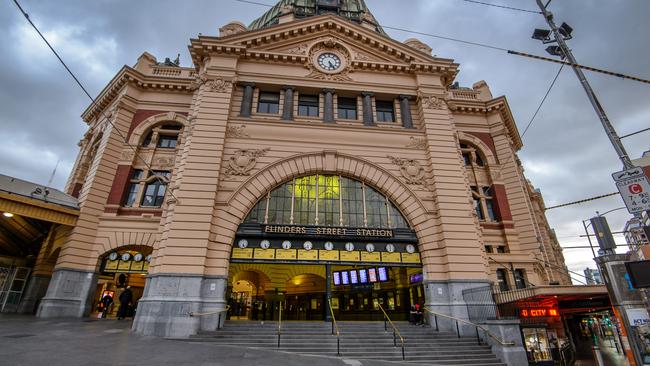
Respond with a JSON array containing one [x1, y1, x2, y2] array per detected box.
[[282, 85, 295, 91], [239, 82, 255, 87], [361, 91, 374, 97], [322, 88, 335, 94], [399, 94, 414, 100]]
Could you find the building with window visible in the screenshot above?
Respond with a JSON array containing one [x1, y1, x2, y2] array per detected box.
[[584, 268, 602, 285], [25, 0, 572, 344]]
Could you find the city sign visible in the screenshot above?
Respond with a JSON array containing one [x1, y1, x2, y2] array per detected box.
[[612, 167, 650, 214], [519, 308, 560, 318]]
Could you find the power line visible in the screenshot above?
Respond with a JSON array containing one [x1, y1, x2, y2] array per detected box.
[[545, 192, 619, 210], [12, 0, 178, 203], [460, 0, 541, 14], [521, 64, 564, 137], [620, 126, 650, 139]]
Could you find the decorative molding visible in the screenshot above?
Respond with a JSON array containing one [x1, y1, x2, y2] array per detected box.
[[387, 156, 426, 185], [120, 150, 135, 161], [405, 136, 426, 149], [418, 91, 447, 110], [225, 148, 270, 177], [305, 37, 353, 81], [155, 157, 175, 169], [226, 124, 250, 138], [354, 51, 375, 61], [189, 72, 234, 93], [219, 21, 247, 37], [282, 42, 310, 55]]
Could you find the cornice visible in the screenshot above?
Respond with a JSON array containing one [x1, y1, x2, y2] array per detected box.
[[81, 66, 194, 123]]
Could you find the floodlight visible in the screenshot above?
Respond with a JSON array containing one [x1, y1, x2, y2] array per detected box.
[[3, 212, 13, 218], [532, 28, 551, 41], [559, 22, 573, 38], [545, 45, 565, 58]]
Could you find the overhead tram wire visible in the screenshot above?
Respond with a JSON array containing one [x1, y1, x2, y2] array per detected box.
[[460, 0, 541, 14], [12, 0, 178, 203], [521, 64, 564, 136]]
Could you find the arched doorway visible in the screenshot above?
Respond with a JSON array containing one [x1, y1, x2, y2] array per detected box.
[[228, 174, 423, 321]]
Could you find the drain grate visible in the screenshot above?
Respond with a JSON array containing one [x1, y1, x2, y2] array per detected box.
[[4, 334, 36, 339]]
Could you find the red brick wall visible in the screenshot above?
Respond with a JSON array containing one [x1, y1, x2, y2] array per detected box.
[[466, 132, 498, 163], [491, 184, 513, 221], [70, 183, 83, 198], [106, 165, 132, 205]]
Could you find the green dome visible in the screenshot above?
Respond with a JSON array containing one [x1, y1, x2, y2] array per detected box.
[[249, 0, 386, 35]]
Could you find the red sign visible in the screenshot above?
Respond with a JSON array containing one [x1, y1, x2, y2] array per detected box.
[[520, 308, 559, 318], [629, 183, 643, 194]]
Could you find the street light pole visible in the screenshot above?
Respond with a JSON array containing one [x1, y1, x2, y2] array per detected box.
[[534, 0, 634, 169]]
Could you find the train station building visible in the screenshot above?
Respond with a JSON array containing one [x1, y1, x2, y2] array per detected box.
[[1, 1, 589, 358]]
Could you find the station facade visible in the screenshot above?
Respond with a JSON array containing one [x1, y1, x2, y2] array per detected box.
[[29, 0, 572, 338]]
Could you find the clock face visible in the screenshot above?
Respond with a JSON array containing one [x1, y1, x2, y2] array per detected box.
[[146, 254, 152, 263], [385, 244, 395, 253], [282, 240, 292, 250], [238, 239, 249, 249], [260, 240, 271, 249], [108, 252, 118, 261], [324, 241, 334, 251], [365, 243, 375, 253], [318, 53, 341, 71], [406, 244, 416, 254], [303, 241, 313, 251], [133, 253, 143, 262], [121, 253, 131, 261], [345, 242, 355, 252]]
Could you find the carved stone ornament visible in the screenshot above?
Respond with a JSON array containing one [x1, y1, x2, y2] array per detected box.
[[156, 157, 174, 169], [282, 42, 310, 55], [354, 51, 375, 61], [219, 21, 247, 37], [189, 72, 233, 93], [418, 91, 447, 110], [387, 156, 426, 185], [404, 38, 433, 55], [305, 37, 352, 82], [405, 136, 426, 149], [225, 148, 270, 177], [226, 124, 250, 138], [121, 150, 135, 161]]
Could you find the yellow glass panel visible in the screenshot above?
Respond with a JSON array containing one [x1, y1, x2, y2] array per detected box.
[[276, 249, 297, 260], [401, 253, 421, 264], [381, 252, 402, 263], [297, 250, 319, 260], [117, 260, 131, 272], [340, 251, 360, 262], [319, 250, 339, 261], [105, 260, 118, 271], [232, 248, 254, 259], [254, 248, 276, 259], [130, 261, 144, 271], [360, 252, 381, 262]]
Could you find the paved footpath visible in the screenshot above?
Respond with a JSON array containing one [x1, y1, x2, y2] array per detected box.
[[0, 314, 399, 366]]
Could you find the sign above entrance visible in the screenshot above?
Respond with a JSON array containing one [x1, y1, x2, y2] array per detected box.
[[231, 247, 421, 266], [263, 225, 394, 238]]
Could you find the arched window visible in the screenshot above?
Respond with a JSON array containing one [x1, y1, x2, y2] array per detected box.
[[244, 175, 409, 229], [459, 142, 486, 167]]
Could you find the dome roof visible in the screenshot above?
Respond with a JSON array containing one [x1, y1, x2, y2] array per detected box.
[[248, 0, 387, 35]]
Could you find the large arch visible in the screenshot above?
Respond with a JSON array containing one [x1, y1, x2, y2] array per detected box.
[[127, 112, 189, 146]]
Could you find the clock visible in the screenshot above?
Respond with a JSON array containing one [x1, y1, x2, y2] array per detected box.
[[282, 240, 292, 250], [406, 244, 416, 254], [385, 244, 395, 253], [324, 241, 334, 251], [260, 240, 271, 249], [345, 242, 355, 252], [317, 53, 341, 71], [303, 241, 313, 250], [108, 252, 118, 261], [365, 243, 375, 253], [238, 239, 249, 249], [146, 254, 153, 263], [121, 253, 131, 261], [133, 253, 143, 262]]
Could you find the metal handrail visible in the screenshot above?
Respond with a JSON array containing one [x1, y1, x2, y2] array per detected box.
[[377, 303, 405, 360], [188, 305, 230, 330], [328, 299, 341, 356], [422, 307, 515, 346], [277, 301, 282, 348]]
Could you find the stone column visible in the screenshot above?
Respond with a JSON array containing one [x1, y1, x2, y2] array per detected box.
[[282, 86, 294, 121], [399, 95, 414, 128], [362, 92, 375, 126], [323, 89, 335, 123], [325, 263, 332, 321], [239, 82, 255, 117]]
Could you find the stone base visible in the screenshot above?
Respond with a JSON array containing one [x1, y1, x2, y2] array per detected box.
[[481, 319, 528, 366], [132, 274, 227, 338], [17, 275, 51, 314], [424, 280, 492, 337], [37, 268, 97, 318]]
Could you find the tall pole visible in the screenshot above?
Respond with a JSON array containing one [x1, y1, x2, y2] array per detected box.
[[535, 0, 634, 169]]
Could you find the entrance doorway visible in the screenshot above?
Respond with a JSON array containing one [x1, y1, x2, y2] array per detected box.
[[227, 263, 424, 321]]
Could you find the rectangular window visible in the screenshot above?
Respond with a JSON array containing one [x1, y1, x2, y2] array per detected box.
[[484, 245, 493, 253], [298, 94, 319, 117], [337, 97, 357, 120], [141, 171, 170, 207], [123, 183, 140, 207], [157, 135, 178, 148], [471, 186, 484, 220], [496, 246, 507, 253], [514, 269, 527, 289], [257, 92, 280, 114], [483, 186, 498, 221], [376, 100, 395, 122], [496, 269, 509, 292]]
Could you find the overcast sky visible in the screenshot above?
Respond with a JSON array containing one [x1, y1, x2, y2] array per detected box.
[[1, 0, 648, 283]]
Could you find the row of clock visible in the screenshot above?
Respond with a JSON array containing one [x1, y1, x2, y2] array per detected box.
[[237, 239, 417, 254], [107, 252, 152, 263]]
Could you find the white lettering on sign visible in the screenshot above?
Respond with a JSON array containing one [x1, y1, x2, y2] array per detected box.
[[612, 167, 650, 214]]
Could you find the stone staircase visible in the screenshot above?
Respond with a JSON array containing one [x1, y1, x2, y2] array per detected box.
[[190, 321, 506, 365]]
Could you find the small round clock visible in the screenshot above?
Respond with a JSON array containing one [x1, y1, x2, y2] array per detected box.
[[345, 242, 355, 252], [324, 241, 334, 251], [108, 252, 118, 261], [282, 240, 292, 250], [260, 239, 271, 249], [365, 243, 375, 253], [145, 254, 153, 263], [121, 253, 131, 261], [406, 244, 416, 254], [303, 241, 313, 251], [133, 253, 143, 262], [237, 239, 249, 249], [385, 244, 395, 253], [318, 53, 341, 71]]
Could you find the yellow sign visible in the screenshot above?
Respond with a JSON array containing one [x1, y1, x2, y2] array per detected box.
[[401, 252, 421, 264], [117, 260, 131, 272], [232, 248, 254, 259], [340, 251, 360, 262], [105, 260, 118, 271], [143, 262, 149, 272], [276, 249, 297, 260], [297, 250, 318, 260], [319, 250, 339, 261], [254, 248, 275, 259], [360, 252, 381, 262], [381, 252, 402, 263], [131, 261, 144, 271]]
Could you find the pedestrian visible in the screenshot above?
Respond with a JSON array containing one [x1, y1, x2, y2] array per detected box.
[[100, 293, 113, 318], [409, 305, 417, 325], [261, 301, 267, 321], [117, 286, 133, 320], [415, 303, 424, 325]]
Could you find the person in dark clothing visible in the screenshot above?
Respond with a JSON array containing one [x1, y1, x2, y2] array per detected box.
[[414, 303, 424, 326], [409, 305, 417, 325], [100, 294, 113, 318], [117, 286, 133, 320], [261, 302, 267, 321]]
